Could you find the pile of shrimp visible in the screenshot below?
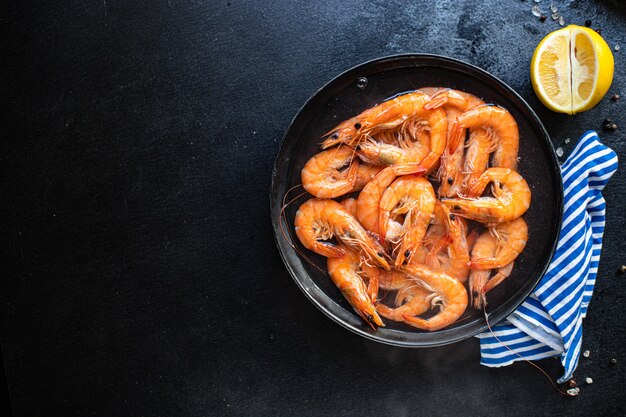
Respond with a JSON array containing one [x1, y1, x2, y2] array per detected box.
[[293, 88, 530, 331]]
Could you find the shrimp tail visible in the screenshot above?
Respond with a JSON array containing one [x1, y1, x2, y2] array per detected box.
[[469, 270, 489, 309], [483, 262, 514, 293], [423, 91, 449, 110], [401, 314, 444, 331], [447, 121, 464, 153], [346, 156, 360, 186], [430, 233, 453, 256]]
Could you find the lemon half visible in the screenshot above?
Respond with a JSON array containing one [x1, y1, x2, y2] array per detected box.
[[531, 25, 614, 115]]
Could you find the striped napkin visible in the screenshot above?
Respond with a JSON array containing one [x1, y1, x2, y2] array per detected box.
[[477, 130, 618, 383]]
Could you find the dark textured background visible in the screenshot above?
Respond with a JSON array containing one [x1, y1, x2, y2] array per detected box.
[[2, 0, 625, 416]]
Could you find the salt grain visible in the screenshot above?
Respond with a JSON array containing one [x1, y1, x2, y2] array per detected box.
[[559, 16, 565, 26], [550, 3, 558, 13], [552, 13, 559, 21], [615, 44, 620, 52], [583, 350, 590, 358], [565, 138, 570, 144], [533, 0, 541, 3], [585, 377, 593, 384], [567, 387, 580, 396], [532, 5, 542, 17], [556, 147, 564, 157]]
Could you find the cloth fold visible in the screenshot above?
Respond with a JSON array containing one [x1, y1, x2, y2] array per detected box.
[[478, 130, 618, 383]]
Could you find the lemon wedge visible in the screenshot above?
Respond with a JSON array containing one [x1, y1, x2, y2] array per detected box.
[[531, 25, 614, 114]]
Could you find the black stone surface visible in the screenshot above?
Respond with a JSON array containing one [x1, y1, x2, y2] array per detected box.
[[2, 1, 625, 416]]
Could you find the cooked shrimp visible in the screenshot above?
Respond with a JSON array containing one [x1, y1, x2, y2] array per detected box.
[[469, 217, 528, 269], [379, 176, 436, 267], [462, 131, 497, 194], [358, 125, 430, 167], [327, 247, 384, 327], [353, 164, 384, 192], [295, 199, 390, 269], [399, 264, 468, 331], [448, 105, 519, 173], [376, 268, 413, 290], [466, 229, 479, 251], [483, 262, 514, 293], [416, 86, 443, 96], [340, 198, 358, 218], [365, 266, 434, 325], [321, 91, 433, 149], [424, 89, 485, 197], [377, 283, 433, 324], [468, 231, 515, 309], [469, 231, 495, 308], [469, 269, 489, 309], [409, 203, 469, 281], [356, 163, 426, 238], [357, 103, 447, 173], [425, 89, 486, 113], [301, 147, 359, 198], [441, 210, 470, 282], [442, 168, 531, 223], [412, 232, 449, 269]]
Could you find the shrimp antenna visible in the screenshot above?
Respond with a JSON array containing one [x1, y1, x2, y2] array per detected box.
[[279, 184, 326, 274], [482, 308, 573, 397]]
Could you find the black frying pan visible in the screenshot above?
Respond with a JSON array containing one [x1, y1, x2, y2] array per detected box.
[[270, 54, 563, 347]]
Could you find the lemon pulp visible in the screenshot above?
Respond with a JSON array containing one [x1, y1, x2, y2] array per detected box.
[[531, 25, 614, 114]]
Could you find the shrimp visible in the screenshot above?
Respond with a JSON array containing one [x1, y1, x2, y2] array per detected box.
[[462, 131, 497, 194], [441, 211, 470, 282], [470, 263, 514, 309], [321, 91, 433, 149], [469, 270, 488, 309], [483, 262, 514, 293], [447, 105, 519, 173], [363, 267, 434, 325], [406, 199, 455, 270], [399, 264, 468, 331], [469, 217, 528, 269], [377, 283, 433, 324], [357, 98, 448, 173], [416, 86, 443, 96], [356, 163, 427, 238], [376, 268, 413, 290], [424, 89, 486, 197], [327, 247, 384, 327], [301, 147, 359, 198], [352, 163, 384, 192], [295, 198, 390, 270], [409, 203, 470, 281], [339, 198, 358, 217], [466, 229, 479, 251], [425, 89, 486, 113], [442, 168, 531, 224], [379, 176, 436, 267], [468, 231, 515, 309], [358, 125, 430, 167]]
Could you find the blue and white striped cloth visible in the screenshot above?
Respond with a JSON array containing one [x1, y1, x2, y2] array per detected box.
[[477, 131, 618, 383]]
